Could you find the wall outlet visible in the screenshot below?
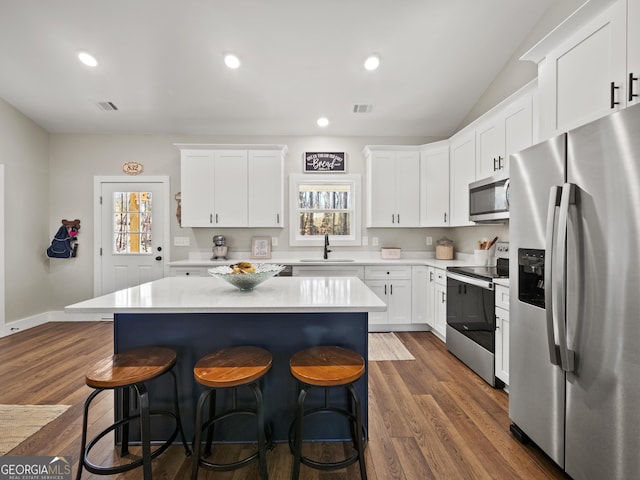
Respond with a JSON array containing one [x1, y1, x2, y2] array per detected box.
[[426, 236, 433, 246], [271, 237, 278, 247], [174, 236, 190, 246], [372, 237, 379, 246], [362, 236, 368, 246]]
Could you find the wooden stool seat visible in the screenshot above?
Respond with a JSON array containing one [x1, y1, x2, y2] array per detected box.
[[194, 346, 272, 388], [290, 346, 365, 387], [85, 347, 176, 389]]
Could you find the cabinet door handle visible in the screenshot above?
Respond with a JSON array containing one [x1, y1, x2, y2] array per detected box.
[[441, 291, 445, 303], [215, 213, 219, 223], [611, 82, 620, 109], [384, 284, 387, 295], [630, 73, 639, 102], [429, 271, 434, 282], [444, 212, 447, 223], [498, 156, 504, 169], [390, 284, 393, 295], [397, 214, 400, 224], [391, 214, 395, 224], [493, 157, 498, 171], [276, 213, 280, 224], [209, 213, 213, 224]]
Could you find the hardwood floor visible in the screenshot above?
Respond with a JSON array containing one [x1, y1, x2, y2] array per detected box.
[[0, 322, 569, 479]]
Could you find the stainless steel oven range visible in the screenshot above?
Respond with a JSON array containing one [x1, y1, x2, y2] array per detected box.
[[445, 242, 509, 387]]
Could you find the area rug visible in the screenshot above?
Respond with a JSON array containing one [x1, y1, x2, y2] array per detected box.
[[368, 332, 415, 361], [0, 404, 70, 455]]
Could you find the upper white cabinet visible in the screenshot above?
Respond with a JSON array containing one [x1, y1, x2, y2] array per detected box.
[[248, 150, 284, 227], [523, 0, 637, 139], [419, 141, 450, 227], [475, 87, 535, 178], [177, 144, 286, 228], [449, 131, 476, 227], [364, 147, 420, 228]]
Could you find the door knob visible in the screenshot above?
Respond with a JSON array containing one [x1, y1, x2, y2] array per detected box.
[[155, 256, 162, 261]]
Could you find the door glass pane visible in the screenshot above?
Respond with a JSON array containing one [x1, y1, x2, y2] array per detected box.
[[113, 191, 152, 254]]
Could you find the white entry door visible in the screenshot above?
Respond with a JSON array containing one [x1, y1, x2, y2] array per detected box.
[[95, 177, 169, 296]]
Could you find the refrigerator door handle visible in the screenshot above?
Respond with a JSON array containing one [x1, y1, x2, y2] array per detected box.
[[545, 185, 561, 366], [555, 183, 576, 372]]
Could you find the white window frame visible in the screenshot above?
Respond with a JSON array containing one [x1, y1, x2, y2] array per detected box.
[[288, 174, 361, 246]]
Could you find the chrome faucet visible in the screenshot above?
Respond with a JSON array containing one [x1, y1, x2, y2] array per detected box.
[[323, 232, 332, 260]]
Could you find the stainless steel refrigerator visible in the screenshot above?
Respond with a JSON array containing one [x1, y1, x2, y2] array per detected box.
[[509, 103, 640, 480]]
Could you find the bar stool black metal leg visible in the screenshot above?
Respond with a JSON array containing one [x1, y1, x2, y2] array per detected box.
[[348, 384, 368, 480], [169, 370, 191, 456], [249, 383, 268, 480], [134, 383, 152, 480], [291, 385, 309, 480], [204, 389, 217, 457], [76, 388, 101, 480], [192, 389, 212, 480], [120, 386, 130, 456]]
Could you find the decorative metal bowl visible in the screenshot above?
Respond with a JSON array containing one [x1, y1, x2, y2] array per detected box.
[[208, 263, 285, 291]]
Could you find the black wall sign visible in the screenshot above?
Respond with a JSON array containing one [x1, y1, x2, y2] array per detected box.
[[304, 152, 346, 172]]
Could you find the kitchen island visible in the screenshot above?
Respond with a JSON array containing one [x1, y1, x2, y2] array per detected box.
[[65, 275, 386, 442]]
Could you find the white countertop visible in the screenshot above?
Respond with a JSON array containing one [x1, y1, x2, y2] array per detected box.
[[167, 251, 477, 270], [65, 276, 387, 314]]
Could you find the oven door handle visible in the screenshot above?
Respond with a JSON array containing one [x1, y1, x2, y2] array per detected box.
[[446, 271, 494, 290]]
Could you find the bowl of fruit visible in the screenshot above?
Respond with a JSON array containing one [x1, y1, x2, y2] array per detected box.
[[208, 262, 285, 291]]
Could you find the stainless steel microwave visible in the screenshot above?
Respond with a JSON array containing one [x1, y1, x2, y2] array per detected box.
[[469, 173, 509, 223]]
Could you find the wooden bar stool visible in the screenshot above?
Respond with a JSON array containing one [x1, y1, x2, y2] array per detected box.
[[289, 345, 368, 480], [192, 346, 273, 480], [76, 347, 190, 480]]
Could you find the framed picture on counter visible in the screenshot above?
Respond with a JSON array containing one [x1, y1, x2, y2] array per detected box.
[[251, 236, 272, 259]]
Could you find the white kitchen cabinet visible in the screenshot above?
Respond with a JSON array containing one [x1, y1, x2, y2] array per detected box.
[[169, 267, 207, 277], [248, 150, 284, 227], [365, 266, 412, 327], [424, 266, 437, 329], [365, 148, 420, 228], [433, 268, 447, 341], [628, 0, 640, 107], [525, 0, 630, 139], [411, 266, 429, 324], [495, 284, 510, 385], [476, 87, 535, 178], [179, 149, 247, 227], [177, 144, 286, 228], [419, 142, 450, 227], [449, 131, 476, 226]]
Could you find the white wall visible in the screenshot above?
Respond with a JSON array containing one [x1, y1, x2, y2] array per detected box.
[[0, 98, 50, 325]]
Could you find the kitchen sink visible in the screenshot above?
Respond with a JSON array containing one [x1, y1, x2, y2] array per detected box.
[[299, 259, 355, 262]]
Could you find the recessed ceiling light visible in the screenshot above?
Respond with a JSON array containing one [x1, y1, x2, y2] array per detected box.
[[364, 55, 380, 71], [317, 117, 329, 127], [78, 51, 98, 67], [224, 54, 240, 69]]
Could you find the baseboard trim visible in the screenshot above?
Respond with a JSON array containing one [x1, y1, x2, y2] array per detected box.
[[1, 311, 112, 338]]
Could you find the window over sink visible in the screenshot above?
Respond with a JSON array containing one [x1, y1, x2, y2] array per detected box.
[[289, 174, 361, 246]]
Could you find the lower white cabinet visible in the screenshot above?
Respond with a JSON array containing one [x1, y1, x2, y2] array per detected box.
[[365, 266, 412, 328], [433, 268, 447, 341], [495, 284, 510, 385]]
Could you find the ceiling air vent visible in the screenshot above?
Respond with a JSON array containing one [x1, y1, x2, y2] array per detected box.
[[352, 104, 373, 114], [97, 101, 118, 111]]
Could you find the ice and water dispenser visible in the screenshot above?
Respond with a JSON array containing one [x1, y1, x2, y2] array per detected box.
[[518, 249, 545, 308]]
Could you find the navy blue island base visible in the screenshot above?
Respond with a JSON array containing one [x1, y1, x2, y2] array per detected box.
[[114, 311, 368, 443]]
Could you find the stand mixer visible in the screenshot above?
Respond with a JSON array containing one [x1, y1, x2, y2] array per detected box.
[[211, 235, 228, 260]]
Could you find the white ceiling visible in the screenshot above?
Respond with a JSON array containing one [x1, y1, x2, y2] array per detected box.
[[0, 0, 555, 137]]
